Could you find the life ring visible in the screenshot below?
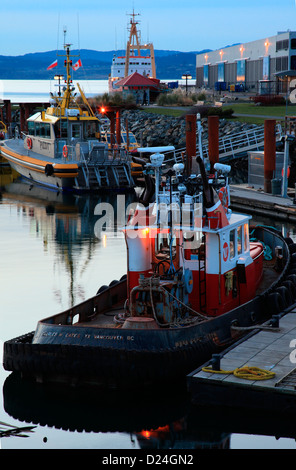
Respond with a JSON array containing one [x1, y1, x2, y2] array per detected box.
[[63, 145, 68, 158], [218, 186, 229, 210], [282, 166, 290, 178], [27, 137, 32, 149]]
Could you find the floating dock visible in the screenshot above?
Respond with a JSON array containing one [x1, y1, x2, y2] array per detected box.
[[188, 305, 296, 413], [230, 184, 296, 222]]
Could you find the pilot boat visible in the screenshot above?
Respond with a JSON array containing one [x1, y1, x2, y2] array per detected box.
[[0, 44, 134, 192], [3, 148, 296, 389]]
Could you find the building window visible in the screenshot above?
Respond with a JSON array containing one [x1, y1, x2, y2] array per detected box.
[[291, 38, 296, 49], [276, 39, 289, 51], [291, 56, 296, 70], [276, 56, 288, 71]]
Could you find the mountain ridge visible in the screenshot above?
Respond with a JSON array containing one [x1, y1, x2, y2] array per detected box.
[[0, 49, 211, 80]]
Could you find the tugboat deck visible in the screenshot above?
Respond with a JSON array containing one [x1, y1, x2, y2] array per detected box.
[[188, 306, 296, 412]]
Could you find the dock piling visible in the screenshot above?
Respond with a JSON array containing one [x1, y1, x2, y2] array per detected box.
[[264, 119, 276, 193], [208, 115, 219, 172]]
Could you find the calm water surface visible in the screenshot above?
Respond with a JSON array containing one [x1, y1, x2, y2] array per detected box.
[[1, 81, 296, 450]]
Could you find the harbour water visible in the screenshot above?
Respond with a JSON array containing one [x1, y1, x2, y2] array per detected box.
[[1, 81, 296, 450], [0, 79, 110, 103]]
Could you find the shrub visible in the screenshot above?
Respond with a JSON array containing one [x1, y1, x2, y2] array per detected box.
[[156, 89, 197, 107], [186, 105, 234, 119], [251, 95, 285, 106]]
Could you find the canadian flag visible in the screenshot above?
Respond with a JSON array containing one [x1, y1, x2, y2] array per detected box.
[[47, 60, 58, 71], [72, 59, 82, 71]]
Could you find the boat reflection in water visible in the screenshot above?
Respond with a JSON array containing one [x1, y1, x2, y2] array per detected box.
[[0, 174, 134, 307], [4, 371, 296, 449]]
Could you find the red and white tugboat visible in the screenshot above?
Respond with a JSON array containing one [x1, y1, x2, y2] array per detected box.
[[3, 148, 295, 389]]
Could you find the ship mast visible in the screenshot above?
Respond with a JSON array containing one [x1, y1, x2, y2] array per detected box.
[[57, 28, 79, 111], [124, 10, 156, 78]]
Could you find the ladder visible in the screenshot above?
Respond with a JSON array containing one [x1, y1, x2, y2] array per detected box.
[[93, 166, 110, 187], [112, 164, 133, 187], [198, 240, 207, 313]]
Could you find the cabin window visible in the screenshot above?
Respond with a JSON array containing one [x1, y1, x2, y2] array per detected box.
[[244, 223, 249, 252], [84, 121, 98, 139], [28, 121, 34, 135], [129, 134, 136, 143], [155, 232, 176, 260], [33, 122, 51, 138], [35, 122, 40, 136], [183, 231, 203, 260], [230, 229, 236, 259], [237, 226, 242, 255], [41, 123, 50, 138], [55, 120, 68, 138], [71, 123, 81, 139]]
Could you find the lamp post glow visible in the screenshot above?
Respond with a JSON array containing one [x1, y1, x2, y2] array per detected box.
[[182, 73, 192, 96]]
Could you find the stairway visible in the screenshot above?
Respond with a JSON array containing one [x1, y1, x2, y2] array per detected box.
[[111, 164, 133, 187]]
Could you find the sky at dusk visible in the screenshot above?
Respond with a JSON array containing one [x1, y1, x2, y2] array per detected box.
[[1, 0, 296, 55]]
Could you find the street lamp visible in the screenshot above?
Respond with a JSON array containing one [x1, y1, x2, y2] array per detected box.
[[182, 73, 192, 96]]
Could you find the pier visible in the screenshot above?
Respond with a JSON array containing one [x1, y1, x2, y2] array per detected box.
[[188, 305, 296, 413], [229, 184, 296, 222]]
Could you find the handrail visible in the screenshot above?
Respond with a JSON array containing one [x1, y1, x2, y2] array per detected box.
[[162, 123, 283, 165]]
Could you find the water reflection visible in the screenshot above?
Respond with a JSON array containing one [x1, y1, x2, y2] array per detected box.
[[0, 174, 134, 307], [4, 371, 296, 449]]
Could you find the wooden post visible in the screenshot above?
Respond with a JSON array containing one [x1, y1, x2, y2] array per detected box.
[[116, 110, 121, 146], [126, 118, 129, 150], [264, 119, 276, 193], [208, 115, 219, 172], [186, 114, 196, 176]]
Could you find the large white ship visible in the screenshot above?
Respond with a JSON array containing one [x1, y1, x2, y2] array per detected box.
[[108, 11, 156, 93]]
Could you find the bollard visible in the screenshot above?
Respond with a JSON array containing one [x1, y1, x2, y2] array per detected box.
[[210, 353, 221, 371]]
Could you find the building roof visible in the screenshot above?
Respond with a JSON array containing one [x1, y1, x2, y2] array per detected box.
[[274, 70, 296, 78], [115, 72, 159, 89]]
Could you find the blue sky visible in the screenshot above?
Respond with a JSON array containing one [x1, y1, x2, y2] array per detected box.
[[1, 0, 296, 55]]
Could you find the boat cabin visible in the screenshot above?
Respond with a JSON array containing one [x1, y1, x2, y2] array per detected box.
[[26, 110, 102, 161], [124, 152, 264, 321]]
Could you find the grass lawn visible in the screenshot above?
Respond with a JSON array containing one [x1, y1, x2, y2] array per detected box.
[[141, 102, 296, 125], [223, 102, 296, 117]]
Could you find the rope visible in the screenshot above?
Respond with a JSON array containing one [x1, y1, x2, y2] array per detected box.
[[250, 237, 273, 261], [202, 365, 275, 380], [250, 225, 275, 261]]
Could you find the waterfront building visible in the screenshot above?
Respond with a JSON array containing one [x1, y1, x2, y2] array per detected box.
[[196, 30, 296, 94]]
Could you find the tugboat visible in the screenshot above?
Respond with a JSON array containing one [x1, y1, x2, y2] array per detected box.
[[3, 148, 295, 389], [0, 43, 134, 192]]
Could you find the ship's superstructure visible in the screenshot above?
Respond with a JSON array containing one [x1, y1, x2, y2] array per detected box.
[[109, 11, 156, 92]]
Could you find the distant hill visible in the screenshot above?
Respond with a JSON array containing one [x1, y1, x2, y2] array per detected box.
[[0, 49, 211, 81]]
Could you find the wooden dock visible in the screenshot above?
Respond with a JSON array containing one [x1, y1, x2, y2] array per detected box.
[[188, 306, 296, 413], [230, 184, 296, 222]]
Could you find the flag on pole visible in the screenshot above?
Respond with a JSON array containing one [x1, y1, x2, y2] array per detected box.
[[72, 59, 82, 71], [47, 60, 58, 71]]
